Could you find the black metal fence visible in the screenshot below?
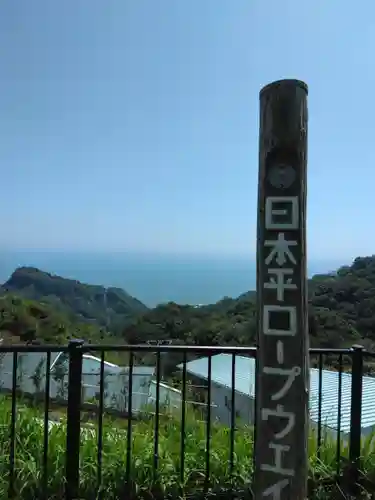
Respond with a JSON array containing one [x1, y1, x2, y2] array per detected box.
[[0, 341, 373, 499]]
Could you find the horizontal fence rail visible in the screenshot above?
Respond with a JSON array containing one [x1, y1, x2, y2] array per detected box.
[[0, 342, 373, 499]]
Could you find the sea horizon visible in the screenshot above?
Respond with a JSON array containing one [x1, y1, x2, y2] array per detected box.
[[0, 250, 345, 307]]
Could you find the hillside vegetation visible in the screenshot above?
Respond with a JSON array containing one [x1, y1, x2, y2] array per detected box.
[[1, 267, 148, 332], [0, 294, 106, 345], [123, 256, 375, 351], [2, 257, 375, 356], [1, 395, 369, 499]]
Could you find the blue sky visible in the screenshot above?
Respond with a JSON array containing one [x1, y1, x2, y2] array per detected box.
[[0, 0, 373, 261]]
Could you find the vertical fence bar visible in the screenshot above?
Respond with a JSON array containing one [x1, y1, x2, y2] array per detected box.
[[229, 353, 236, 479], [336, 353, 343, 477], [349, 344, 363, 494], [2, 343, 366, 498], [97, 350, 105, 499], [42, 351, 51, 499], [317, 353, 323, 459], [153, 351, 161, 482], [253, 351, 257, 478], [204, 354, 212, 492], [8, 351, 18, 499], [126, 350, 134, 485], [180, 351, 187, 490], [65, 340, 84, 500]]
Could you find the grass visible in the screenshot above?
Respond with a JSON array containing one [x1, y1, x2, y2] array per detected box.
[[0, 396, 375, 499]]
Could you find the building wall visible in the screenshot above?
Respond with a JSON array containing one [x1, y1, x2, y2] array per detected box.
[[200, 379, 340, 441], [0, 351, 60, 397], [210, 381, 254, 426], [80, 370, 152, 413], [189, 373, 347, 443], [53, 354, 154, 413], [148, 380, 182, 412], [0, 351, 155, 414], [184, 373, 255, 425]]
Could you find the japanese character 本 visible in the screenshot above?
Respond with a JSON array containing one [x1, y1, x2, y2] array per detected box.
[[264, 233, 297, 266], [261, 405, 295, 440]]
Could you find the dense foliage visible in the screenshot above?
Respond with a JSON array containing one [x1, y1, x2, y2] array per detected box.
[[0, 294, 107, 344], [1, 266, 148, 333], [0, 395, 373, 499], [3, 259, 375, 497], [123, 256, 375, 351], [3, 256, 375, 356]]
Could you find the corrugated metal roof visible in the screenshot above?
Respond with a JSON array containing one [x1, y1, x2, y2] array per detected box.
[[52, 352, 155, 377], [178, 354, 256, 397], [179, 354, 375, 434]]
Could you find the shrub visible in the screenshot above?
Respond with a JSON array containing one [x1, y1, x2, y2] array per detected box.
[[0, 396, 373, 499]]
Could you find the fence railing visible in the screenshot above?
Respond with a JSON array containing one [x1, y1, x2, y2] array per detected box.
[[0, 341, 373, 499]]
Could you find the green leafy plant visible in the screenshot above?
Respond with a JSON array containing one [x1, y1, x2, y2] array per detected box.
[[0, 395, 373, 499]]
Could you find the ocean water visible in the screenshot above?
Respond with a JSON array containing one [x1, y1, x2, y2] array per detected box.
[[0, 250, 342, 307]]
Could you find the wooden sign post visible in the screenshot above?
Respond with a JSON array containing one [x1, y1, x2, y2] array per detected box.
[[254, 79, 309, 500]]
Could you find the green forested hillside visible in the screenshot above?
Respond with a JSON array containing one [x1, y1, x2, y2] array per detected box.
[[0, 294, 106, 345], [1, 266, 148, 330], [2, 257, 375, 356], [123, 256, 375, 351]]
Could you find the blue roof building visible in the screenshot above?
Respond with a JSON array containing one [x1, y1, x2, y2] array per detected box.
[[178, 354, 375, 437]]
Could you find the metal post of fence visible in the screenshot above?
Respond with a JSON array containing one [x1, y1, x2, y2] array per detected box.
[[348, 344, 364, 494], [254, 79, 309, 500], [65, 339, 84, 500]]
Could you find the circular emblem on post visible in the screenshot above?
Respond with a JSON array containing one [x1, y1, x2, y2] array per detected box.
[[267, 164, 296, 189]]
